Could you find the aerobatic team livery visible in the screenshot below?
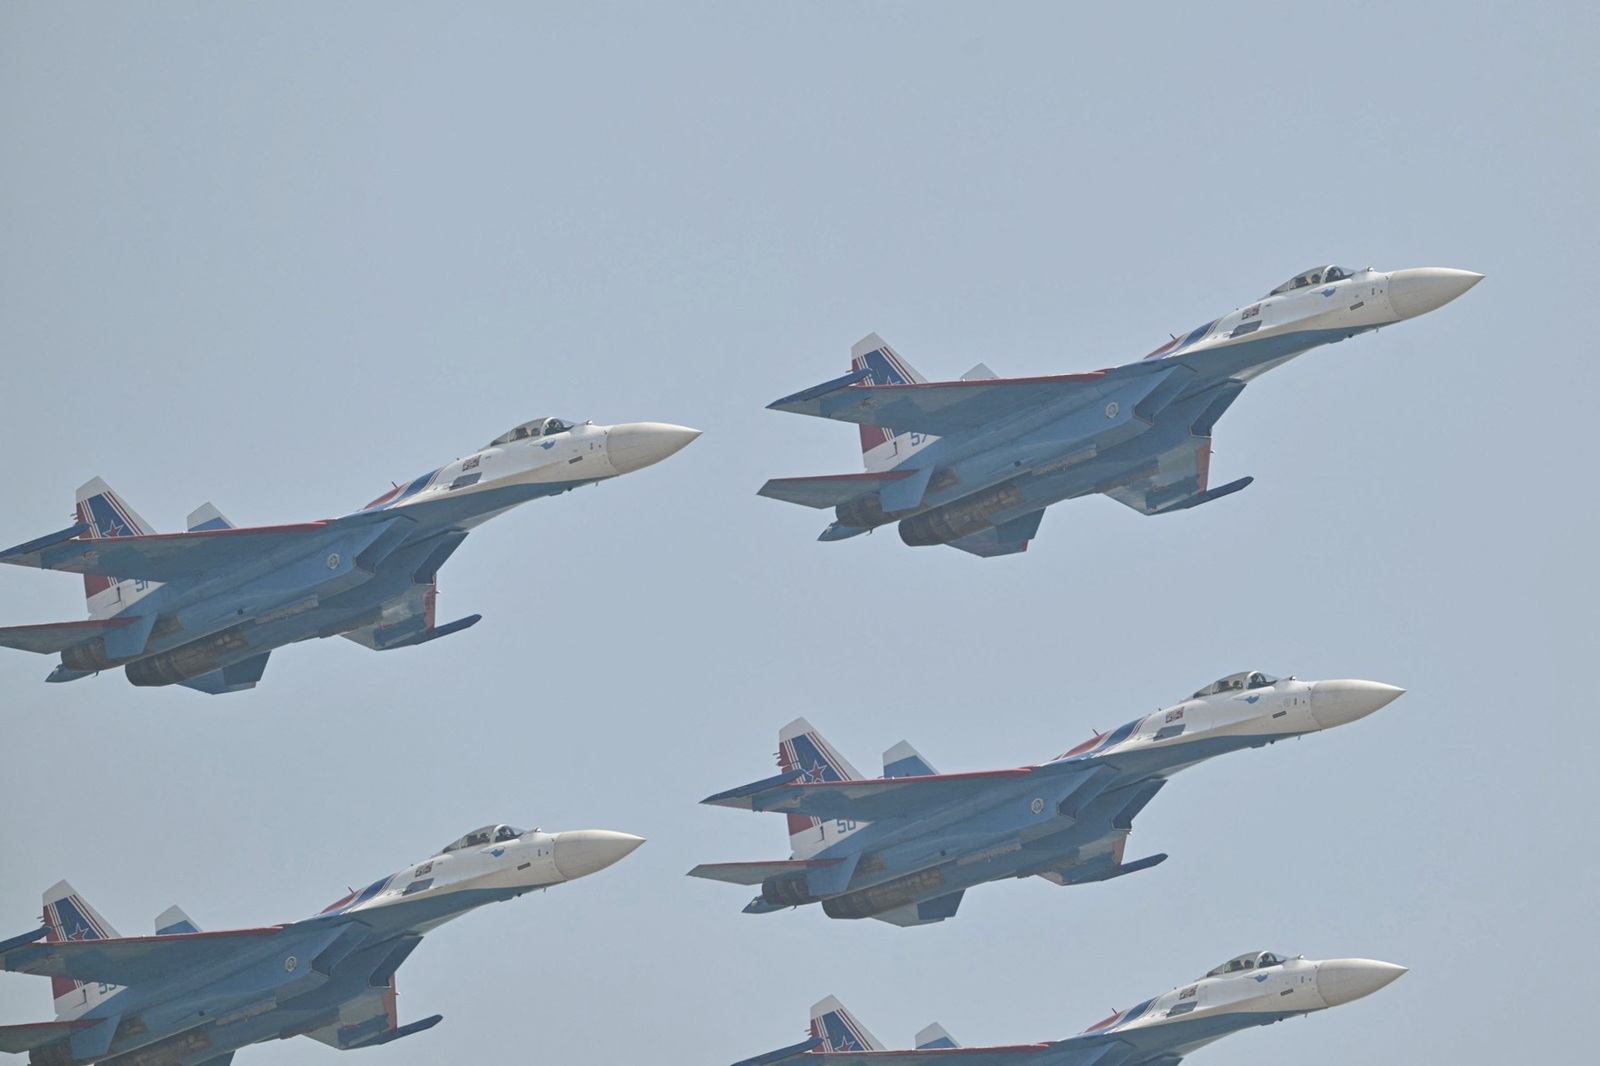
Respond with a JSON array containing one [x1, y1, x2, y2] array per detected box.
[[0, 824, 643, 1065], [731, 951, 1405, 1065], [0, 418, 699, 693], [761, 265, 1481, 555], [692, 673, 1402, 925]]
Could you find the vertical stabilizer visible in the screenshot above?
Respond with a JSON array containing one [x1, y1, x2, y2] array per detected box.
[[185, 503, 234, 532], [809, 997, 886, 1053], [883, 740, 938, 778], [915, 1023, 960, 1050], [850, 334, 939, 473], [42, 881, 124, 1020], [154, 905, 201, 935], [777, 718, 865, 859], [73, 478, 160, 620]]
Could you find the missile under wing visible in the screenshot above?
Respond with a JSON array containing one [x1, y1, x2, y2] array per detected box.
[[761, 264, 1481, 555], [691, 672, 1402, 925]]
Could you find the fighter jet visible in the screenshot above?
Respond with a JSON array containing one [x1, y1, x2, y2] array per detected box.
[[691, 672, 1401, 925], [0, 417, 699, 693], [761, 264, 1481, 555], [0, 822, 643, 1064], [733, 950, 1405, 1065]]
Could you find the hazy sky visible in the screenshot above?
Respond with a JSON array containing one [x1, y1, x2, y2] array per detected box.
[[2, 4, 1595, 1064]]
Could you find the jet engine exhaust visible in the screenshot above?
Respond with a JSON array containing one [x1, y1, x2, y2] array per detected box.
[[761, 876, 820, 909], [897, 482, 1025, 547], [820, 866, 948, 920], [124, 628, 255, 687]]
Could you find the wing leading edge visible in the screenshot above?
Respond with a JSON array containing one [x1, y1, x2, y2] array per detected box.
[[702, 768, 1039, 823]]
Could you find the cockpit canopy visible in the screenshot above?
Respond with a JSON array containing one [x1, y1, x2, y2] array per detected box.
[[1266, 265, 1352, 297], [1192, 671, 1280, 699], [441, 823, 528, 853], [1204, 951, 1289, 978], [484, 417, 573, 448]]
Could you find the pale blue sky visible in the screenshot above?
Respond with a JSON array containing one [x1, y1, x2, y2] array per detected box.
[[2, 4, 1595, 1064]]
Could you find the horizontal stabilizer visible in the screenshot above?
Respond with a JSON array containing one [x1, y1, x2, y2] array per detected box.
[[687, 859, 840, 886], [0, 523, 90, 563], [701, 768, 806, 808], [758, 470, 915, 510], [0, 617, 139, 656], [0, 927, 47, 953], [0, 1020, 97, 1055]]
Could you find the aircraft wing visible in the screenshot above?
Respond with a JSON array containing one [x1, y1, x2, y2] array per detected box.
[[688, 860, 848, 886], [759, 470, 919, 509], [0, 618, 142, 655], [0, 925, 310, 987], [768, 369, 1143, 437], [703, 769, 1040, 823], [0, 1021, 99, 1054], [0, 521, 341, 583]]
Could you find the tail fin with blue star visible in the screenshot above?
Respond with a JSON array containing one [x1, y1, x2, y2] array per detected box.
[[808, 997, 885, 1053], [777, 719, 864, 859], [42, 881, 123, 1020], [73, 478, 159, 620]]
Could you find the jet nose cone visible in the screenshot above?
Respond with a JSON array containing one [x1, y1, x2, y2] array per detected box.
[[1387, 267, 1483, 320], [1315, 959, 1408, 1006], [550, 830, 646, 881], [605, 423, 701, 474], [1308, 679, 1405, 729]]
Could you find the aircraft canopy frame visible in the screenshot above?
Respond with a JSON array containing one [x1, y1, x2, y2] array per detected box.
[[484, 418, 573, 448], [441, 824, 527, 853]]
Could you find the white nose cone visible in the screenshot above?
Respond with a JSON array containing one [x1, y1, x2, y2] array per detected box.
[[1308, 679, 1405, 729], [550, 830, 645, 881], [606, 423, 701, 474], [1387, 267, 1483, 320], [1315, 959, 1408, 1006]]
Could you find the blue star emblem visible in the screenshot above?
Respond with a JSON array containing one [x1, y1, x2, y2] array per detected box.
[[800, 761, 831, 783], [66, 923, 91, 941]]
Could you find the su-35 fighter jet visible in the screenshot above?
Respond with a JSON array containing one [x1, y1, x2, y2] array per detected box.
[[0, 823, 643, 1065], [691, 672, 1401, 925], [762, 264, 1481, 556], [0, 417, 699, 693], [732, 950, 1405, 1065]]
